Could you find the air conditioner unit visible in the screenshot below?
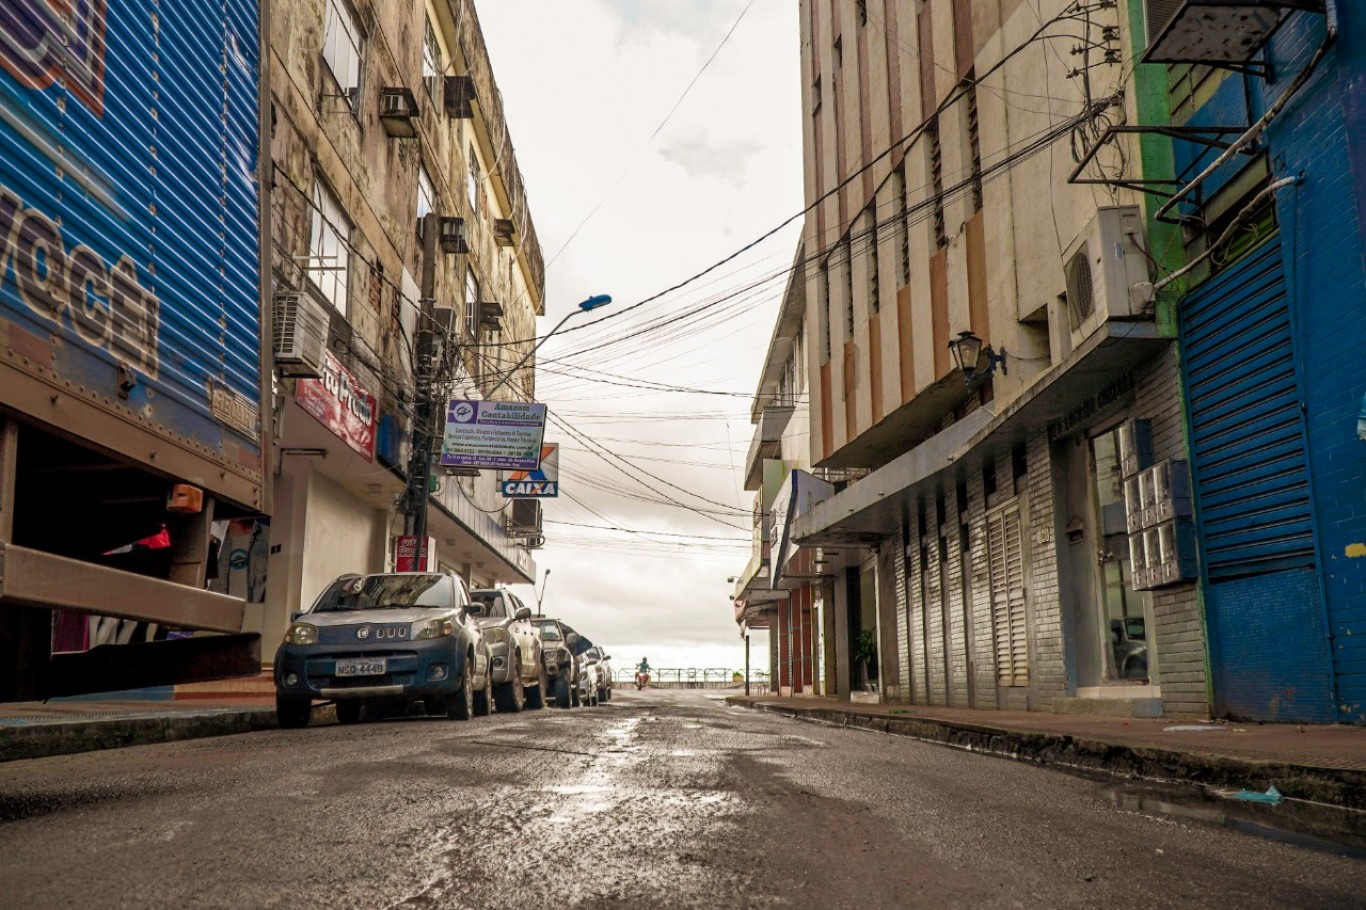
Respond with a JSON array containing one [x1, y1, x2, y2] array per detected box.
[[507, 499, 542, 537], [493, 218, 516, 247], [379, 87, 419, 138], [478, 301, 504, 332], [273, 292, 330, 378], [443, 75, 476, 119], [1062, 205, 1150, 350]]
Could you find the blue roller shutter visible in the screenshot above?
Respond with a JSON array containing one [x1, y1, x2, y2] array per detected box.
[[1180, 237, 1335, 722]]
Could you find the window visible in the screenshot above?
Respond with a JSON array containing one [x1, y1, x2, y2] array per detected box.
[[833, 35, 843, 68], [894, 165, 910, 286], [866, 206, 880, 313], [928, 118, 947, 247], [417, 165, 435, 222], [856, 0, 868, 26], [819, 263, 832, 361], [322, 0, 363, 109], [965, 84, 983, 213], [464, 267, 479, 336], [843, 239, 854, 337], [467, 146, 482, 214], [811, 75, 822, 117], [423, 17, 442, 104], [308, 179, 352, 314]]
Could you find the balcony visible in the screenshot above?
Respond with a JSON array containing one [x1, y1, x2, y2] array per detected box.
[[743, 405, 796, 490]]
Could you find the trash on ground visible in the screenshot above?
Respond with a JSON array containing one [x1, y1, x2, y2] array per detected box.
[[1222, 785, 1284, 805], [1163, 724, 1227, 733]]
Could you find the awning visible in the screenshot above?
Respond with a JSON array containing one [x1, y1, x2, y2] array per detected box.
[[794, 322, 1170, 545], [770, 469, 835, 586]]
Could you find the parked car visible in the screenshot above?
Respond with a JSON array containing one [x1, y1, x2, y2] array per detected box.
[[585, 647, 613, 703], [575, 650, 597, 707], [468, 589, 546, 712], [533, 618, 590, 708], [273, 572, 493, 728]]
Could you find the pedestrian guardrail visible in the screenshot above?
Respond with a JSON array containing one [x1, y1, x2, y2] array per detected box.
[[613, 668, 770, 694]]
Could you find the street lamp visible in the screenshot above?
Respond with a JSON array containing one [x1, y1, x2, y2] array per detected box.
[[946, 330, 1007, 386], [536, 568, 551, 617], [483, 294, 612, 398]]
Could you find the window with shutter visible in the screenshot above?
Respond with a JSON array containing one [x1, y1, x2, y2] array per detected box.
[[987, 504, 1029, 687]]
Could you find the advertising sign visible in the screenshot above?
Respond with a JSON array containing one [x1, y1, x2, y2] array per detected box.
[[770, 470, 835, 588], [440, 400, 547, 471], [394, 535, 435, 572], [501, 444, 559, 498], [297, 351, 377, 461]]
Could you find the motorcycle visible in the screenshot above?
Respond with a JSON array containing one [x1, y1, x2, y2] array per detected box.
[[635, 670, 650, 690]]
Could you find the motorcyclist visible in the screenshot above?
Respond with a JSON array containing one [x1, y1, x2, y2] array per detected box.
[[635, 657, 651, 689]]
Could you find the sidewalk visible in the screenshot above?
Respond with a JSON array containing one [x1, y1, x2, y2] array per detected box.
[[0, 696, 282, 763], [727, 695, 1366, 810]]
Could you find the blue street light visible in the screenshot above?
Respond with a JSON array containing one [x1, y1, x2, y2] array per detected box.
[[579, 294, 612, 311]]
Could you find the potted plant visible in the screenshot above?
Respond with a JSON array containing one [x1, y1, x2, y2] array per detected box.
[[853, 629, 878, 692]]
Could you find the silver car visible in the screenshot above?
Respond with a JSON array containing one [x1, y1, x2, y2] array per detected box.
[[468, 589, 546, 712]]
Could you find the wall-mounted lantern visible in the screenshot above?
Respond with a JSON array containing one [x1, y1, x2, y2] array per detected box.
[[946, 330, 1007, 386]]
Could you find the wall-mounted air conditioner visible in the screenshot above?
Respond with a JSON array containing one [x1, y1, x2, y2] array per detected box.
[[379, 87, 418, 138], [443, 75, 476, 119], [273, 291, 330, 378], [493, 218, 516, 247], [507, 499, 542, 537], [1062, 205, 1151, 350]]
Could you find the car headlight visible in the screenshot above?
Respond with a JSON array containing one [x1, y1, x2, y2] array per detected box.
[[483, 627, 508, 645], [414, 618, 455, 640], [284, 622, 318, 646]]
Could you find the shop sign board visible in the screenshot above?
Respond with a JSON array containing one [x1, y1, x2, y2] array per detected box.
[[394, 535, 435, 572], [501, 444, 559, 497], [297, 351, 377, 461], [440, 400, 547, 471], [770, 470, 835, 588]]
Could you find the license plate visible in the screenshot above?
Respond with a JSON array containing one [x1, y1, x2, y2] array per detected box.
[[335, 658, 386, 677]]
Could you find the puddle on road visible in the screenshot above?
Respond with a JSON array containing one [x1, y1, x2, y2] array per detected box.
[[1101, 779, 1366, 860]]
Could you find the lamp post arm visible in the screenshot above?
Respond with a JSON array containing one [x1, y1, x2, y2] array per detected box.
[[483, 310, 576, 399]]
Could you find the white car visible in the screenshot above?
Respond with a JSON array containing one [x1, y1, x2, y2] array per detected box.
[[468, 589, 546, 712], [577, 647, 612, 707]]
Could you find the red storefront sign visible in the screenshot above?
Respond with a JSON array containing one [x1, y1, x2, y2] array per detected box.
[[297, 351, 377, 461], [394, 535, 434, 572]]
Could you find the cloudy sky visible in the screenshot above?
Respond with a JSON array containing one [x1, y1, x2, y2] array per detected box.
[[476, 1, 803, 673]]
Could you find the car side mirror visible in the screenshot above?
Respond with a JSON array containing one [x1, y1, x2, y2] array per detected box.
[[513, 606, 532, 621], [290, 611, 304, 622]]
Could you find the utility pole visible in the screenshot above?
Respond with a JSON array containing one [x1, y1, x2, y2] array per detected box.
[[403, 213, 441, 564], [744, 631, 750, 697]]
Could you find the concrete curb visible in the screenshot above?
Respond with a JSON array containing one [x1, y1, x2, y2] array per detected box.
[[727, 698, 1366, 810], [0, 708, 283, 763]]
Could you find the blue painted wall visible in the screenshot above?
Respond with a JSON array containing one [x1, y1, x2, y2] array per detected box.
[[1172, 7, 1366, 722]]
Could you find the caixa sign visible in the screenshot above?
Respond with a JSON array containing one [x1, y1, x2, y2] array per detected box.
[[0, 188, 160, 378]]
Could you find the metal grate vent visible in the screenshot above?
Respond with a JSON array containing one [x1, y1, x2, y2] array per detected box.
[[1065, 248, 1095, 328]]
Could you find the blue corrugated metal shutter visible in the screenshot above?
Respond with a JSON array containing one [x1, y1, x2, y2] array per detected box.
[[1180, 237, 1335, 722]]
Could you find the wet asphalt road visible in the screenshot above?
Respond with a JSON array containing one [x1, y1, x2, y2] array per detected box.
[[0, 690, 1362, 909]]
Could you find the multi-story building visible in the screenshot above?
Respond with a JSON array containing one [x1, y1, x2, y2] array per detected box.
[[259, 0, 545, 648], [732, 245, 824, 696], [743, 0, 1209, 719]]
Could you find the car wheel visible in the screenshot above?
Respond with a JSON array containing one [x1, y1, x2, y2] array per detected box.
[[276, 694, 311, 729], [495, 654, 526, 713], [571, 683, 582, 708], [554, 674, 572, 708], [474, 668, 492, 717], [526, 663, 548, 710], [335, 700, 362, 725], [598, 686, 608, 704], [447, 658, 474, 721]]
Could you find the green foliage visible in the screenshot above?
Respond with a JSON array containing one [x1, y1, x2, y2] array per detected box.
[[853, 629, 878, 668]]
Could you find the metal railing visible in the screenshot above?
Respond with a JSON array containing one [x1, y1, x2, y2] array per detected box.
[[613, 668, 770, 694]]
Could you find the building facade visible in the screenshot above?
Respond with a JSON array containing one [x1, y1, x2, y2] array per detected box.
[[1135, 0, 1363, 723], [743, 0, 1214, 719], [259, 0, 545, 649]]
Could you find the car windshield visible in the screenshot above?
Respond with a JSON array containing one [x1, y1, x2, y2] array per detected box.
[[535, 622, 561, 641], [312, 574, 454, 612], [467, 592, 500, 618]]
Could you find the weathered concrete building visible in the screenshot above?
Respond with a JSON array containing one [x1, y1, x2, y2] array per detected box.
[[746, 0, 1210, 719], [259, 0, 545, 647]]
